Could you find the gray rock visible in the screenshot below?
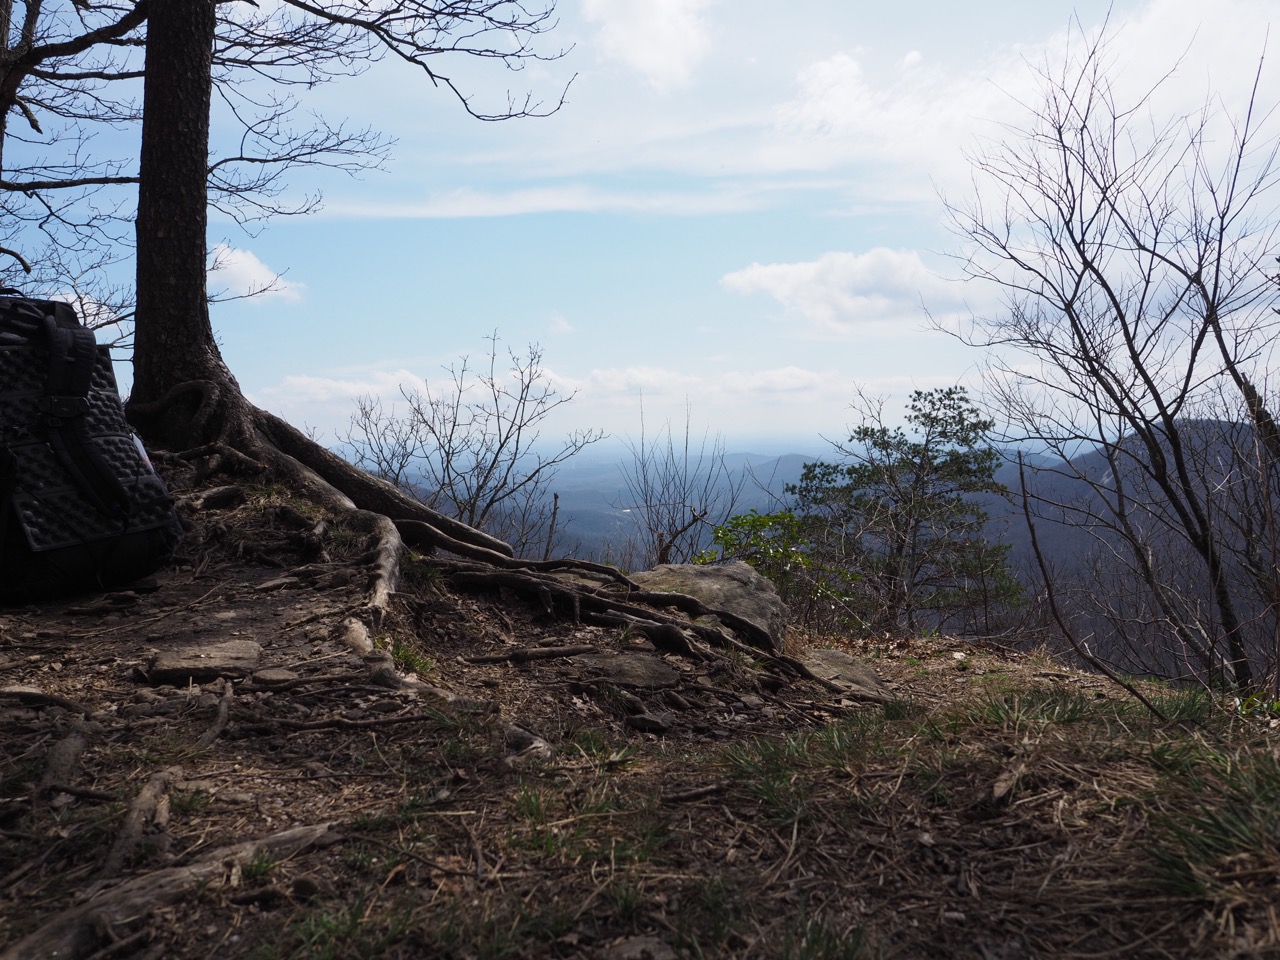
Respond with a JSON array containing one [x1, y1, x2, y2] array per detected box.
[[575, 653, 680, 689], [800, 648, 894, 702], [630, 561, 788, 653], [147, 639, 262, 685], [252, 667, 299, 686]]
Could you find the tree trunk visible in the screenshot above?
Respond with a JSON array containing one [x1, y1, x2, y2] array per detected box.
[[129, 0, 239, 448]]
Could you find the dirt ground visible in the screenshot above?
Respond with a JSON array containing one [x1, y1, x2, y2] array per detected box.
[[2, 479, 1276, 959]]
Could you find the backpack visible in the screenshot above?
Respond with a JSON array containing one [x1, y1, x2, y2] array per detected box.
[[0, 292, 182, 600]]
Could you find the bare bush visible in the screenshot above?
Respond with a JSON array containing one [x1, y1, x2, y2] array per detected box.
[[950, 21, 1280, 691], [343, 335, 603, 559]]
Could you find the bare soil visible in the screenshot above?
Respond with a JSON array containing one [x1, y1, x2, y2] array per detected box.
[[2, 479, 1276, 959]]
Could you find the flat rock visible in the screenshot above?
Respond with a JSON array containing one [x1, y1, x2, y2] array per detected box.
[[148, 639, 263, 685], [574, 653, 680, 689], [252, 667, 299, 686], [801, 648, 894, 702], [629, 561, 788, 653]]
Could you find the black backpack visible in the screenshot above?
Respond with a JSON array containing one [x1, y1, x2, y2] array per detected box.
[[0, 293, 182, 599]]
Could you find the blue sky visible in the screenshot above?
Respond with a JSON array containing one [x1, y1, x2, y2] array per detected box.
[[198, 0, 1277, 453]]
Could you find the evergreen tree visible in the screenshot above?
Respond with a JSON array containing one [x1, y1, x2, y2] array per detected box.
[[789, 387, 1021, 634]]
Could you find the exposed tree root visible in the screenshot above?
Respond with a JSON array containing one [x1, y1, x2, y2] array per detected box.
[[137, 388, 813, 714], [1, 688, 90, 715]]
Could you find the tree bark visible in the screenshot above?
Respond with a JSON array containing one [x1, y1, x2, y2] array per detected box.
[[130, 0, 237, 448]]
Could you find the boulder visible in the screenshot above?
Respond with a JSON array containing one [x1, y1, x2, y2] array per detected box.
[[629, 561, 788, 654]]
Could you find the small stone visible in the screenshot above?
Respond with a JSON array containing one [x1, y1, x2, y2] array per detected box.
[[252, 668, 299, 686], [255, 577, 299, 592], [626, 713, 673, 734]]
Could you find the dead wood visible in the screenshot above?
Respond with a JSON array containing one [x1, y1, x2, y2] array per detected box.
[[35, 728, 89, 808], [194, 682, 233, 750], [98, 769, 177, 880], [0, 823, 336, 960]]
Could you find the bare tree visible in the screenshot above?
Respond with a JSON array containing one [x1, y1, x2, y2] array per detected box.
[[0, 0, 525, 312], [948, 20, 1280, 691], [612, 404, 746, 569], [0, 2, 147, 313], [342, 336, 604, 559]]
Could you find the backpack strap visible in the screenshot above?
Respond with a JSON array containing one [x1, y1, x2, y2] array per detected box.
[[39, 305, 131, 518]]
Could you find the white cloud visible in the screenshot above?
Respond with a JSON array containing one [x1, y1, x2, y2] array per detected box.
[[581, 0, 713, 91], [249, 367, 423, 440], [721, 248, 966, 337], [208, 243, 304, 302], [549, 313, 574, 335], [249, 352, 982, 448], [321, 183, 762, 219], [754, 0, 1280, 202], [567, 361, 978, 442], [284, 0, 1280, 222]]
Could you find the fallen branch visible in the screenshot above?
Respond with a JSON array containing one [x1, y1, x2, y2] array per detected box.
[[1, 823, 335, 960], [36, 728, 88, 809]]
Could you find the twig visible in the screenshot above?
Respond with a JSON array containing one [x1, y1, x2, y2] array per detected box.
[[264, 712, 457, 732], [660, 781, 732, 804], [462, 644, 597, 665]]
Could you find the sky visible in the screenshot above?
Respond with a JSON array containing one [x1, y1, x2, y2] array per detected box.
[[196, 0, 1279, 454]]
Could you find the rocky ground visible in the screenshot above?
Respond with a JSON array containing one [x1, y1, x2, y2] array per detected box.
[[2, 479, 1278, 959]]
